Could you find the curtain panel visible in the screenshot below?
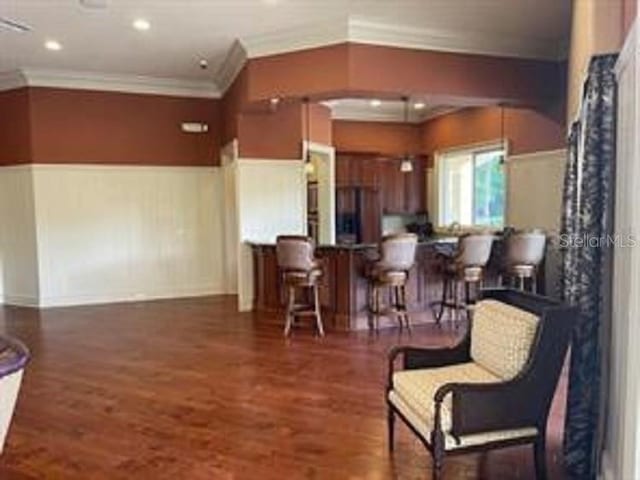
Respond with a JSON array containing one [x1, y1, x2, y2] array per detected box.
[[560, 54, 618, 479]]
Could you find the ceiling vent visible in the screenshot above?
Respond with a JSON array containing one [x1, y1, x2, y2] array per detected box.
[[79, 0, 109, 9], [0, 17, 31, 33]]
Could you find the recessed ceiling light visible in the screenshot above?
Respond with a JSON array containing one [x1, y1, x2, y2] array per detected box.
[[45, 40, 62, 51], [370, 99, 382, 107], [413, 102, 426, 110], [270, 97, 280, 106], [133, 18, 151, 31]]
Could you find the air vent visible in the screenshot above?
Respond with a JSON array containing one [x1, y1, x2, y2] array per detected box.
[[79, 0, 109, 9], [0, 17, 31, 33]]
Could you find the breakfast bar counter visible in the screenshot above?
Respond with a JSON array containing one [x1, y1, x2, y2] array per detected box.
[[251, 238, 472, 331]]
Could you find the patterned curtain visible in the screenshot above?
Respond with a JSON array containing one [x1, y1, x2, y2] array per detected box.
[[560, 54, 618, 479]]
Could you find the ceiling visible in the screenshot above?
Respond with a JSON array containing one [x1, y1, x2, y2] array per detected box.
[[324, 97, 499, 123], [0, 0, 572, 89]]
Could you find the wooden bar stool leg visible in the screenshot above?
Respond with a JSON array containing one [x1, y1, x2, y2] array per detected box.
[[453, 279, 461, 329], [284, 284, 295, 336], [464, 280, 472, 322], [367, 282, 375, 331], [401, 285, 411, 331], [394, 286, 403, 330], [374, 285, 381, 331], [436, 277, 448, 325], [313, 284, 324, 337]]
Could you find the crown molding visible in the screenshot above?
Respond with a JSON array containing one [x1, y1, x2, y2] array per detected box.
[[0, 70, 27, 91], [215, 40, 248, 94], [348, 19, 562, 61], [231, 16, 564, 69], [240, 16, 350, 59], [0, 68, 221, 98]]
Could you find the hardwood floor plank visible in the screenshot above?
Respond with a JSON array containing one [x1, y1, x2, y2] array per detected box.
[[0, 297, 566, 479]]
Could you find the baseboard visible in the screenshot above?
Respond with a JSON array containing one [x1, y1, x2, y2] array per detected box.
[[1, 294, 40, 308], [35, 284, 226, 308], [599, 451, 615, 480]]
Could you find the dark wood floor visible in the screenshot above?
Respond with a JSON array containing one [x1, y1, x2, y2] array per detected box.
[[0, 296, 567, 479]]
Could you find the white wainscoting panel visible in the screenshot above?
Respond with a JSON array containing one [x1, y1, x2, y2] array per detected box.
[[30, 164, 226, 307], [505, 149, 567, 233], [235, 159, 306, 311], [0, 166, 40, 306]]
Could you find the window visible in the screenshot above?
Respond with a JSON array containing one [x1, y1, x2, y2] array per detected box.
[[438, 144, 505, 227]]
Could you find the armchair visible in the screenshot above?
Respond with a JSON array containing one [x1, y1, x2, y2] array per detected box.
[[0, 335, 29, 453], [386, 289, 576, 480]]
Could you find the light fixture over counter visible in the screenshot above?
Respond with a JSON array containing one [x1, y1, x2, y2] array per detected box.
[[303, 97, 315, 176], [400, 96, 413, 173]]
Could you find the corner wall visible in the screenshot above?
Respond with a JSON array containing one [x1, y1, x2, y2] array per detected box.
[[0, 87, 228, 307], [235, 159, 306, 311], [567, 0, 625, 123], [604, 14, 639, 480], [0, 166, 40, 306]]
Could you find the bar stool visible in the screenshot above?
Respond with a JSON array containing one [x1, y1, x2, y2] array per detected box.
[[366, 233, 418, 331], [502, 230, 546, 293], [276, 235, 324, 337], [436, 233, 494, 327]]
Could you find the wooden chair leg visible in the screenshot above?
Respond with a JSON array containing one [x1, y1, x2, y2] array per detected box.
[[313, 284, 324, 337], [534, 435, 548, 480], [284, 285, 295, 336], [387, 406, 395, 452], [432, 453, 444, 480]]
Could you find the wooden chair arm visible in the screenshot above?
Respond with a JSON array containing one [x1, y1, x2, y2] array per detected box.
[[387, 339, 471, 390], [434, 378, 542, 439]]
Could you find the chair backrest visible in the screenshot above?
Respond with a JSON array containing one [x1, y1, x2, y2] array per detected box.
[[470, 300, 540, 380], [276, 235, 316, 272], [456, 234, 494, 267], [506, 230, 546, 267], [452, 289, 577, 436], [379, 233, 418, 271]]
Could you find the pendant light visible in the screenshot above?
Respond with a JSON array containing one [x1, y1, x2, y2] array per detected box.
[[400, 96, 414, 173], [303, 97, 315, 176]]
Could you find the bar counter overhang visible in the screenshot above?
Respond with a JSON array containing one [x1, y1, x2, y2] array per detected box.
[[251, 237, 484, 331]]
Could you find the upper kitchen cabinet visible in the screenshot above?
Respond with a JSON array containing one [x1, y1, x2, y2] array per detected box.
[[379, 156, 427, 214], [335, 153, 426, 215], [335, 153, 379, 187], [404, 156, 427, 214]]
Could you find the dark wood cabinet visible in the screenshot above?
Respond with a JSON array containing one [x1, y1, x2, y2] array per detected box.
[[404, 157, 426, 214], [378, 156, 426, 214], [379, 158, 405, 214], [335, 153, 379, 188], [335, 153, 427, 242]]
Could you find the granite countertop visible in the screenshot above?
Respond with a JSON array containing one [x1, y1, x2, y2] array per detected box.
[[249, 236, 458, 250]]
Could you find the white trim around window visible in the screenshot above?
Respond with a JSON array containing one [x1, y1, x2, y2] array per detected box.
[[433, 139, 509, 229]]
